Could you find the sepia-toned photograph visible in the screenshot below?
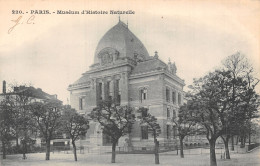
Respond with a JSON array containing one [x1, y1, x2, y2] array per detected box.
[[0, 0, 260, 165]]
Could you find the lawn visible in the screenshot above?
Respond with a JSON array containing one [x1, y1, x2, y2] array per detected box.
[[1, 148, 259, 166]]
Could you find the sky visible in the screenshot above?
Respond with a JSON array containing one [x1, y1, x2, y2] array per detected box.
[[0, 0, 259, 103]]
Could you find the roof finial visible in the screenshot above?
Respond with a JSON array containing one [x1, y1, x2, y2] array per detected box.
[[118, 14, 121, 22], [168, 58, 171, 64], [154, 51, 158, 59]]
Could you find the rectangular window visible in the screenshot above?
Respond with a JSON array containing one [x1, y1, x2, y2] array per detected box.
[[79, 98, 83, 110], [178, 93, 181, 105], [166, 88, 170, 102], [117, 94, 121, 104], [99, 83, 102, 101], [106, 81, 112, 101], [140, 88, 147, 103], [107, 81, 110, 98], [173, 126, 177, 138], [109, 80, 113, 97], [107, 81, 110, 91], [114, 79, 120, 104], [172, 110, 176, 118], [141, 126, 148, 139], [167, 108, 170, 118], [116, 80, 120, 93], [167, 125, 171, 139], [172, 91, 176, 104]]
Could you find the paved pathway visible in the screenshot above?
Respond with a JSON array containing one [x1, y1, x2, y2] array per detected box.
[[1, 147, 259, 166]]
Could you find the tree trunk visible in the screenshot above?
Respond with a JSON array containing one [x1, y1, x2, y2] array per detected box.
[[111, 141, 117, 163], [221, 136, 230, 159], [2, 140, 6, 159], [240, 137, 245, 148], [243, 136, 246, 147], [22, 141, 27, 160], [209, 139, 217, 166], [72, 141, 77, 161], [231, 136, 234, 151], [16, 132, 19, 148], [236, 135, 239, 145], [180, 137, 184, 158], [248, 132, 251, 145], [154, 139, 159, 164], [45, 139, 51, 160]]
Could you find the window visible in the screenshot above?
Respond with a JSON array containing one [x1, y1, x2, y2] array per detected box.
[[167, 125, 171, 139], [115, 79, 120, 104], [109, 81, 113, 97], [172, 110, 176, 118], [172, 91, 176, 104], [107, 81, 110, 98], [117, 93, 121, 104], [178, 93, 181, 105], [98, 83, 102, 100], [172, 126, 177, 138], [166, 88, 170, 102], [167, 108, 170, 118], [106, 81, 113, 101], [79, 98, 83, 110], [141, 126, 148, 139], [140, 88, 147, 103]]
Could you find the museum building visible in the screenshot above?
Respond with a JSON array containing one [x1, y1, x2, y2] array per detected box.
[[68, 20, 186, 149]]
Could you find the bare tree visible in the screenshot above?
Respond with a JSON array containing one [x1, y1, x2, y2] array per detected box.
[[222, 52, 259, 150]]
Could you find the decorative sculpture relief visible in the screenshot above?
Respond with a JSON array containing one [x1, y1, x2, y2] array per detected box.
[[98, 47, 120, 65]]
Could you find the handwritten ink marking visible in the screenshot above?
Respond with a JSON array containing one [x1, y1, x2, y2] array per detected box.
[[8, 15, 35, 34], [8, 16, 22, 34], [27, 15, 35, 24]]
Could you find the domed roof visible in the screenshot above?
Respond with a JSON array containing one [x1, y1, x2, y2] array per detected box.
[[94, 21, 150, 64]]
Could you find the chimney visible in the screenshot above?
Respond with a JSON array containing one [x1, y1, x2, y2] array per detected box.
[[3, 80, 6, 94]]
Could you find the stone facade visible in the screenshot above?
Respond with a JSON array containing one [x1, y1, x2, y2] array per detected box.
[[68, 21, 186, 148]]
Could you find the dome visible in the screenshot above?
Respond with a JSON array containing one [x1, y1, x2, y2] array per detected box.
[[94, 21, 150, 64]]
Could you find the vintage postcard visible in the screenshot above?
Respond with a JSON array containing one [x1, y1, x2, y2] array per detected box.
[[0, 0, 259, 165]]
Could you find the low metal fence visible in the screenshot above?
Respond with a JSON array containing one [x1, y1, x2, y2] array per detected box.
[[247, 143, 260, 151]]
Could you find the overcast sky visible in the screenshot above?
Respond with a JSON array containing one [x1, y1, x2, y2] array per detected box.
[[0, 0, 259, 103]]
